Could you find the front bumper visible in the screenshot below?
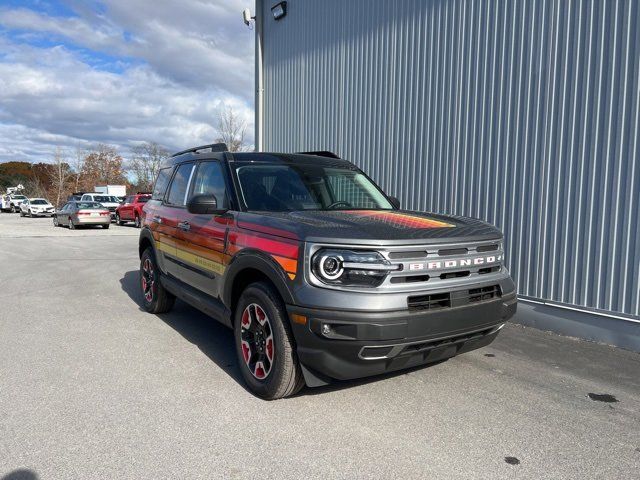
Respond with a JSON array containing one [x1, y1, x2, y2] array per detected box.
[[287, 290, 517, 382]]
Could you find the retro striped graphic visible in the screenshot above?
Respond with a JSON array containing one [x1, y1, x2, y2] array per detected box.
[[346, 211, 455, 229], [229, 229, 300, 280], [151, 217, 300, 281]]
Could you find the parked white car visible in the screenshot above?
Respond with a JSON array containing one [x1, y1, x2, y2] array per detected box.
[[20, 198, 55, 217], [80, 193, 120, 219]]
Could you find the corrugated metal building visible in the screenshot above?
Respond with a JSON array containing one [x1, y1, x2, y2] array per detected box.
[[254, 0, 640, 350]]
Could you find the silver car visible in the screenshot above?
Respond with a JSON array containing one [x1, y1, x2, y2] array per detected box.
[[53, 201, 111, 229]]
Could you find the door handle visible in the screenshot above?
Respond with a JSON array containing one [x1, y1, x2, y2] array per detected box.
[[178, 221, 190, 231], [152, 215, 162, 224]]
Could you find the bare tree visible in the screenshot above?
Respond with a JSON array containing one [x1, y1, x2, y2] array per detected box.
[[50, 148, 72, 207], [129, 142, 169, 192], [215, 105, 247, 152], [23, 175, 48, 199], [71, 147, 88, 193], [82, 144, 126, 188]]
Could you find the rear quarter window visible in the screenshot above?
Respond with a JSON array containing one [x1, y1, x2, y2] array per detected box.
[[152, 167, 173, 200]]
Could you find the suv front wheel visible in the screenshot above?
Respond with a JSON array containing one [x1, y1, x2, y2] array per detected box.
[[234, 282, 304, 400]]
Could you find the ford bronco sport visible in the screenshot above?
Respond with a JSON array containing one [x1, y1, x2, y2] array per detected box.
[[138, 143, 517, 399]]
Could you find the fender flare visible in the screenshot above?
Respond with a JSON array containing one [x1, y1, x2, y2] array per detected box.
[[222, 250, 295, 309], [138, 227, 156, 259]]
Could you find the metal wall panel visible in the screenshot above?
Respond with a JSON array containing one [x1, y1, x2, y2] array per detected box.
[[260, 0, 640, 318]]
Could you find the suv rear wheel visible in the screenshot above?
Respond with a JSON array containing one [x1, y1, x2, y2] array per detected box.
[[234, 282, 304, 399], [140, 248, 175, 314]]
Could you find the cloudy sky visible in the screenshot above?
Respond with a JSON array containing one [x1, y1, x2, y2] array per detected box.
[[0, 0, 254, 164]]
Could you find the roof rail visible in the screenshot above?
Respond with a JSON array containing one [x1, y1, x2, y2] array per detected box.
[[171, 143, 228, 158], [297, 150, 341, 159]]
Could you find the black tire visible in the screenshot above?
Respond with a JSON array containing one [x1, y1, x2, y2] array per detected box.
[[68, 218, 75, 230], [28, 210, 33, 217], [140, 248, 175, 314], [53, 216, 59, 227], [134, 214, 141, 228], [19, 210, 24, 217], [116, 213, 125, 226], [234, 282, 304, 400], [103, 224, 110, 229]]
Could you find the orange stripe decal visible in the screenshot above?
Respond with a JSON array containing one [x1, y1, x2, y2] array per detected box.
[[349, 211, 455, 229]]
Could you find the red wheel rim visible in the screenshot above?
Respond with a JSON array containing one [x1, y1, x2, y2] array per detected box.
[[141, 258, 154, 302], [240, 303, 274, 380]]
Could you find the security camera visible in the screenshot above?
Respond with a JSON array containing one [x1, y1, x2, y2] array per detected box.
[[242, 8, 253, 26]]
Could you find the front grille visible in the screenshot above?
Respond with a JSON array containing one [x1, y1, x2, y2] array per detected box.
[[407, 292, 451, 311], [408, 284, 501, 312], [469, 285, 501, 303], [380, 240, 504, 291]]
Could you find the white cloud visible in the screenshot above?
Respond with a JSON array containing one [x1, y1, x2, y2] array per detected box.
[[0, 0, 255, 163]]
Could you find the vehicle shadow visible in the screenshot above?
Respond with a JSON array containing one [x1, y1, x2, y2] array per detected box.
[[1, 469, 39, 480], [119, 270, 448, 398], [119, 270, 244, 387]]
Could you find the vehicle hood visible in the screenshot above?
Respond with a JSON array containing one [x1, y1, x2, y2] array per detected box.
[[237, 210, 502, 246]]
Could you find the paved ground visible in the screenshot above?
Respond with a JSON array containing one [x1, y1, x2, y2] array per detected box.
[[0, 213, 639, 480]]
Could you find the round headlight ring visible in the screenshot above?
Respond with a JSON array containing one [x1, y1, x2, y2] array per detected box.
[[318, 254, 344, 280]]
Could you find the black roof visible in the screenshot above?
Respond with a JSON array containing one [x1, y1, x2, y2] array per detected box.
[[161, 150, 355, 170]]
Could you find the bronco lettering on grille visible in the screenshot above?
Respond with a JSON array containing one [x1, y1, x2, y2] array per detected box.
[[409, 255, 502, 271]]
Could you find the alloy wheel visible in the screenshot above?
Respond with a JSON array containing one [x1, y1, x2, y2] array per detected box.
[[240, 303, 274, 380], [141, 258, 154, 303]]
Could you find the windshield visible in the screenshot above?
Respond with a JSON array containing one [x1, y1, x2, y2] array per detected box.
[[31, 199, 48, 205], [234, 163, 393, 212], [76, 202, 104, 210], [13, 195, 26, 200], [138, 196, 150, 203], [93, 195, 118, 203]]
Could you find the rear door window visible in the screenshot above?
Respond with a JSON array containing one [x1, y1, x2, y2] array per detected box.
[[165, 163, 195, 207]]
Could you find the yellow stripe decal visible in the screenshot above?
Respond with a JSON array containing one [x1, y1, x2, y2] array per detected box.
[[156, 241, 174, 255], [175, 248, 225, 275], [157, 240, 225, 275]]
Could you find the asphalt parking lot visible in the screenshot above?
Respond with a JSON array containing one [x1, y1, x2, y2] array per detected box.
[[0, 213, 639, 480]]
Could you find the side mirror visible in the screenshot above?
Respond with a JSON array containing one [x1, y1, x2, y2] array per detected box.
[[389, 196, 401, 209], [187, 194, 227, 215]]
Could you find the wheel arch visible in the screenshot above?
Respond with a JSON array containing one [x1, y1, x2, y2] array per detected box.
[[223, 251, 295, 321], [138, 228, 156, 259]]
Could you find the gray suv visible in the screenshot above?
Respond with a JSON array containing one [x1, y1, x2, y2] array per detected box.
[[138, 144, 517, 399]]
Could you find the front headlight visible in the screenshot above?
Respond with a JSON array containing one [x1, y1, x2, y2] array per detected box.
[[311, 249, 399, 287]]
